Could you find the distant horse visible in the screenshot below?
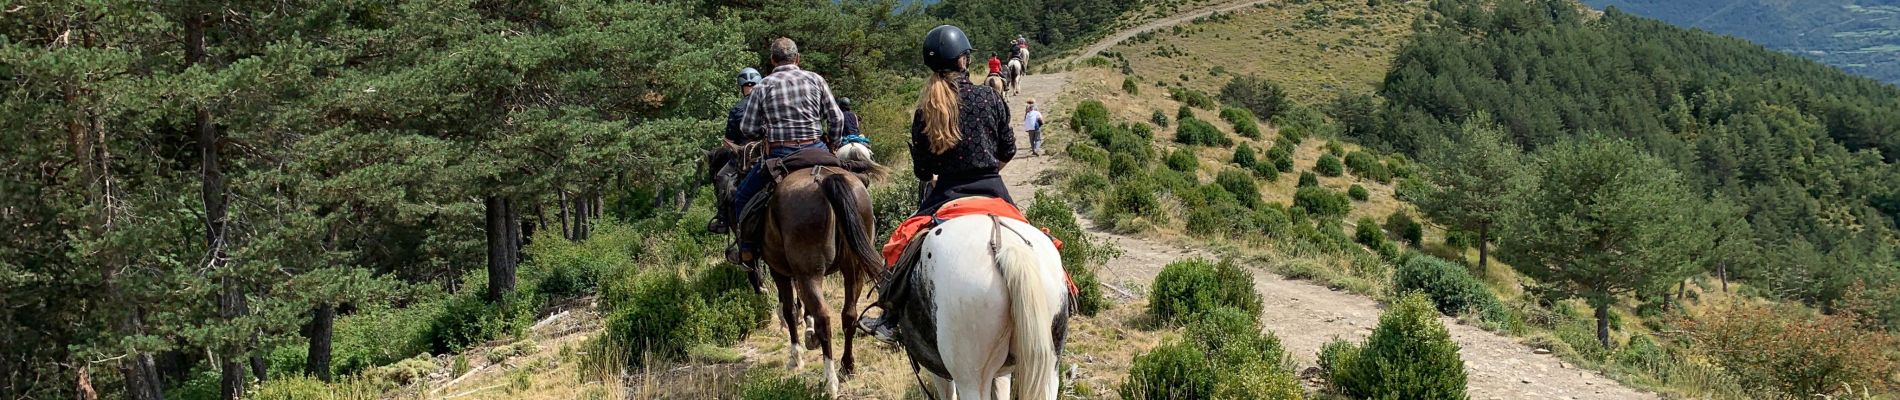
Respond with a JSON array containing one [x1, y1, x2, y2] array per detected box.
[[1005, 58, 1024, 95], [889, 215, 1069, 399], [985, 73, 1007, 96], [1016, 46, 1030, 74]]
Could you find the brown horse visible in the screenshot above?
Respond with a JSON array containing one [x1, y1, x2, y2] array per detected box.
[[985, 74, 1007, 96], [765, 149, 887, 398]]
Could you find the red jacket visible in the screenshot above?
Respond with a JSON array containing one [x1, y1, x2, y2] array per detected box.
[[988, 57, 1002, 73]]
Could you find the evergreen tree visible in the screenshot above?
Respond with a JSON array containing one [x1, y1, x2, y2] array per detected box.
[[1418, 114, 1531, 273], [1499, 135, 1710, 347]]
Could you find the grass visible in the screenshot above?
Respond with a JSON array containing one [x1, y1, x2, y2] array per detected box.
[[1110, 0, 1422, 104]]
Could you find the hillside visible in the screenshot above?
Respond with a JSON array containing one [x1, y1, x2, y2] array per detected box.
[[1583, 0, 1900, 85]]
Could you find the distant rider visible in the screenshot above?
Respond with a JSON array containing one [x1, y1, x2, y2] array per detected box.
[[708, 67, 764, 234]]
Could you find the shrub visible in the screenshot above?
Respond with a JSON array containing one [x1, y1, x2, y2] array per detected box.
[[428, 287, 536, 354], [1215, 169, 1261, 209], [1188, 203, 1261, 240], [1394, 176, 1431, 203], [601, 266, 771, 367], [1120, 341, 1216, 399], [1152, 110, 1170, 127], [1174, 118, 1231, 147], [1343, 151, 1391, 183], [1293, 186, 1351, 217], [1386, 212, 1423, 245], [1347, 184, 1369, 201], [1232, 144, 1257, 168], [1102, 130, 1155, 162], [1325, 141, 1345, 157], [1315, 153, 1343, 177], [1148, 259, 1262, 325], [1219, 75, 1289, 120], [1394, 256, 1506, 324], [738, 370, 828, 400], [1073, 100, 1111, 133], [1323, 294, 1467, 400], [1109, 154, 1143, 177], [1110, 180, 1165, 221], [1123, 76, 1141, 95], [1251, 162, 1280, 181], [1220, 107, 1262, 139], [1444, 229, 1475, 251], [1680, 302, 1900, 398], [1271, 151, 1294, 173], [1025, 192, 1113, 316], [1066, 171, 1111, 205], [1297, 172, 1318, 188], [1353, 217, 1385, 247], [1166, 148, 1199, 173], [1177, 104, 1194, 121], [1171, 87, 1217, 109], [1069, 142, 1111, 169]]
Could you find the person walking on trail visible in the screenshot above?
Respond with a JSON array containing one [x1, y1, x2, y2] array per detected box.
[[729, 37, 848, 265], [1025, 98, 1044, 156], [988, 53, 1002, 75], [708, 67, 766, 234]]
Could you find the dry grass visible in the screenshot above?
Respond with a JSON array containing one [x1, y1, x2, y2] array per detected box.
[[1109, 0, 1422, 104]]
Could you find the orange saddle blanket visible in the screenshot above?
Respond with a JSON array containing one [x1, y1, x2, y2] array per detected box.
[[880, 197, 1075, 295]]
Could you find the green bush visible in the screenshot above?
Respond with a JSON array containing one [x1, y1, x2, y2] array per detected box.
[[428, 287, 536, 354], [1074, 100, 1111, 133], [1219, 75, 1289, 120], [1149, 259, 1262, 325], [1068, 142, 1111, 169], [1110, 180, 1165, 221], [1343, 151, 1391, 183], [1177, 104, 1194, 121], [1251, 161, 1281, 181], [1323, 294, 1467, 400], [1066, 171, 1112, 205], [1394, 256, 1508, 325], [1124, 76, 1141, 95], [1444, 229, 1475, 251], [1232, 144, 1258, 168], [1354, 217, 1385, 247], [1394, 177, 1431, 203], [1297, 172, 1318, 188], [1120, 341, 1216, 399], [1386, 212, 1424, 245], [318, 300, 440, 378], [1187, 203, 1263, 240], [1215, 169, 1261, 209], [1220, 107, 1262, 139], [1293, 186, 1351, 217], [1024, 192, 1112, 316], [602, 265, 771, 367], [1171, 87, 1218, 109], [1101, 129, 1156, 161], [1109, 154, 1144, 177], [1175, 118, 1231, 147], [1152, 110, 1170, 127], [1271, 151, 1294, 173], [1166, 148, 1199, 173], [1347, 184, 1369, 201], [1315, 153, 1343, 177], [1325, 141, 1345, 157], [738, 370, 828, 400]]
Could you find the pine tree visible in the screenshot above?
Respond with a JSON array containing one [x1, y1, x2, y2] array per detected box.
[[1419, 114, 1532, 274]]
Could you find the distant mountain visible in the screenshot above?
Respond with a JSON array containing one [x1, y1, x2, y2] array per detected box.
[[1583, 0, 1900, 85]]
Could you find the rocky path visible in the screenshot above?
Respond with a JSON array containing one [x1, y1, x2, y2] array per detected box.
[[991, 22, 1654, 398]]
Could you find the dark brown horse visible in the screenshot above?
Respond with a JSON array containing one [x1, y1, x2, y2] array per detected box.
[[705, 143, 884, 397]]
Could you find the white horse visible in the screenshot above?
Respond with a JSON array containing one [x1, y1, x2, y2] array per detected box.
[[889, 215, 1069, 400], [1004, 59, 1023, 95]]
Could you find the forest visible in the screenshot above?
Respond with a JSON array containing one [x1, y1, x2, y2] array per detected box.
[[1344, 0, 1900, 329], [1583, 0, 1900, 85], [0, 0, 1136, 398]]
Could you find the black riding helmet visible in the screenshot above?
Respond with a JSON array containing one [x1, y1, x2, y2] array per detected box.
[[838, 97, 853, 111], [923, 25, 973, 73]]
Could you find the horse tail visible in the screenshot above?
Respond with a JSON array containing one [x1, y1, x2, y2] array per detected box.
[[996, 231, 1059, 399], [821, 173, 884, 281], [837, 143, 890, 183]]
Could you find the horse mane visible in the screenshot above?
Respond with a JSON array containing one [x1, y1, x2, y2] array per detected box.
[[703, 144, 739, 183]]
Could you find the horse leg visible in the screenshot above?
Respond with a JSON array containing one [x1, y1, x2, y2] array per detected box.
[[772, 272, 802, 370], [839, 255, 864, 377], [929, 374, 957, 400], [795, 276, 839, 397], [993, 374, 1012, 399]]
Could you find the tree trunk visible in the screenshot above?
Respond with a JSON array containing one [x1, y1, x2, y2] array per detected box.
[[1594, 302, 1611, 348], [559, 191, 571, 240], [1719, 262, 1728, 293], [304, 304, 335, 381], [571, 193, 591, 241], [485, 196, 518, 302], [1477, 223, 1490, 274], [117, 314, 166, 400], [507, 199, 523, 263], [186, 11, 246, 400]]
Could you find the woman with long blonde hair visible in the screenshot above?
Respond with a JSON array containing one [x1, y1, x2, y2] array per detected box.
[[908, 24, 1017, 216]]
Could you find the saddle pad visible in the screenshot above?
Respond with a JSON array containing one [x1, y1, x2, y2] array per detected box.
[[879, 197, 1074, 294]]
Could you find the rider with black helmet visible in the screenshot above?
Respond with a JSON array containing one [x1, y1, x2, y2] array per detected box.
[[861, 24, 1017, 341], [909, 24, 1016, 215]]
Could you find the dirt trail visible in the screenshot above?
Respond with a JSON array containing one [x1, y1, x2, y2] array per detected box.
[[1078, 0, 1280, 59], [995, 23, 1654, 399]]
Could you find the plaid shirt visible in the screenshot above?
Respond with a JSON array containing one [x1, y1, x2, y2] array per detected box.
[[740, 64, 845, 144]]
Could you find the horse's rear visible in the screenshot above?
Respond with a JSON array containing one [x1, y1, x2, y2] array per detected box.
[[902, 216, 1069, 400], [762, 163, 881, 397]]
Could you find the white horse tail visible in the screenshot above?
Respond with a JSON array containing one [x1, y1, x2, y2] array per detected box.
[[996, 236, 1059, 399]]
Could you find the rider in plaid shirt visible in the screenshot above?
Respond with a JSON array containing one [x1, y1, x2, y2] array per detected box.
[[730, 37, 847, 264]]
